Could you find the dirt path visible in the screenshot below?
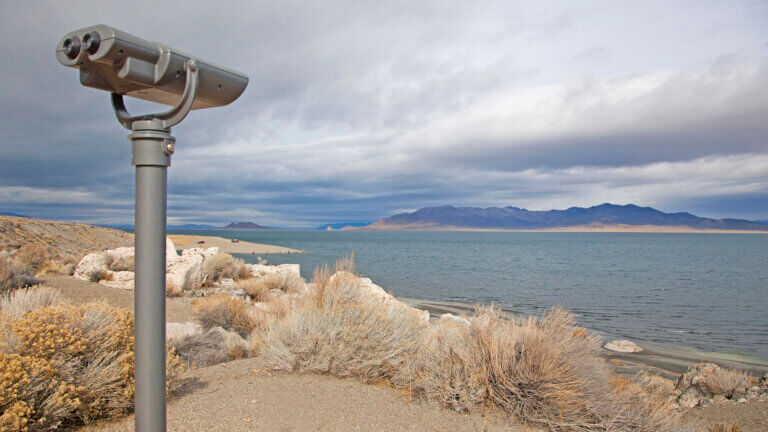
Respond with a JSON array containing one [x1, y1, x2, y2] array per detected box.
[[42, 276, 193, 323], [80, 357, 526, 432]]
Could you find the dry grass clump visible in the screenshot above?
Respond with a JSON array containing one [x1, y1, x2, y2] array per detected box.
[[253, 275, 426, 383], [0, 285, 65, 323], [13, 244, 51, 274], [409, 306, 610, 427], [710, 425, 742, 432], [237, 273, 305, 302], [168, 328, 231, 367], [37, 257, 77, 277], [0, 259, 38, 295], [695, 368, 753, 398], [88, 269, 113, 283], [203, 253, 250, 284], [105, 254, 134, 272], [192, 293, 255, 337], [0, 287, 184, 430]]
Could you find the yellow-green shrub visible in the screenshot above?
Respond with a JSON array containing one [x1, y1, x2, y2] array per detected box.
[[0, 288, 184, 430]]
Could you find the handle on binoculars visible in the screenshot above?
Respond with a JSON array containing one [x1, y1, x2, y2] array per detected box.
[[112, 59, 200, 130]]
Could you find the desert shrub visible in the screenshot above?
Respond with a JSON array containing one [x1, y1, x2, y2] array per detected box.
[[237, 264, 252, 281], [37, 259, 76, 277], [0, 286, 65, 323], [406, 306, 686, 431], [166, 281, 183, 297], [203, 253, 249, 284], [238, 273, 305, 301], [696, 368, 753, 398], [0, 260, 38, 295], [309, 254, 355, 307], [169, 328, 230, 367], [0, 287, 184, 430], [710, 425, 741, 432], [13, 244, 52, 274], [192, 293, 255, 337], [236, 278, 271, 302], [105, 254, 134, 272], [254, 276, 426, 383], [89, 269, 113, 283]]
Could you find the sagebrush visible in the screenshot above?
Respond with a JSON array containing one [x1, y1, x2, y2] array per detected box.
[[0, 287, 184, 431]]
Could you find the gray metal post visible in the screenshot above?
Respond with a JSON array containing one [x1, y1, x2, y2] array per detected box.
[[130, 119, 173, 432]]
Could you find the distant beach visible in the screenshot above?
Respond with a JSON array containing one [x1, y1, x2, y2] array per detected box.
[[168, 234, 302, 254]]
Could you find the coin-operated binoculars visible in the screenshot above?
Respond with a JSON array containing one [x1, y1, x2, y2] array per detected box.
[[56, 25, 248, 432]]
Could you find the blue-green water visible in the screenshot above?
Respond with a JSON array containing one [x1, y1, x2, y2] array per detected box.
[[172, 230, 768, 361]]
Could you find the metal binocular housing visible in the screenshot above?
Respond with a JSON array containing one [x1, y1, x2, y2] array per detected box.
[[56, 24, 248, 109]]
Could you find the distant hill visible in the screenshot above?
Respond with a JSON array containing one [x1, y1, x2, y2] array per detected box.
[[0, 211, 29, 218], [222, 221, 269, 229], [316, 222, 372, 230], [757, 220, 768, 224], [367, 204, 768, 232], [1, 215, 132, 256]]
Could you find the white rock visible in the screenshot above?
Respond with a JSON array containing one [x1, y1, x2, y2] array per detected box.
[[182, 247, 219, 258], [604, 339, 643, 353], [166, 237, 179, 261], [439, 313, 470, 326], [218, 278, 236, 290], [0, 250, 10, 258], [74, 253, 108, 281], [106, 246, 134, 261], [166, 253, 205, 292], [166, 322, 202, 341], [231, 289, 247, 300], [247, 263, 301, 278], [99, 271, 135, 290]]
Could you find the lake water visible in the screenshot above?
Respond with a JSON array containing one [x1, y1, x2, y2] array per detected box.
[[172, 229, 768, 361]]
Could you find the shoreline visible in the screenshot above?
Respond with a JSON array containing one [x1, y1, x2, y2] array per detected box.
[[400, 297, 768, 379], [168, 234, 302, 254]]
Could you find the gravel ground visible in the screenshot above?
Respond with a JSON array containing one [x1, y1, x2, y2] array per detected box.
[[43, 276, 193, 323], [79, 357, 527, 432]]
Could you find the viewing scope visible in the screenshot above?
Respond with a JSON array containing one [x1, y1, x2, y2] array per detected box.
[[56, 24, 248, 109]]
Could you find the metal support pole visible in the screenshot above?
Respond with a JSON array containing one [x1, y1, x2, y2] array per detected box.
[[130, 119, 174, 432]]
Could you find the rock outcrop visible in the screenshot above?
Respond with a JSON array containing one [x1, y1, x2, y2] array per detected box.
[[603, 339, 643, 353], [74, 253, 108, 281], [247, 263, 300, 278], [673, 362, 763, 408], [166, 253, 206, 293], [99, 271, 135, 290]]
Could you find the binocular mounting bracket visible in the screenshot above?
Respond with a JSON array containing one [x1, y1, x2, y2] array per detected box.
[[109, 59, 199, 168]]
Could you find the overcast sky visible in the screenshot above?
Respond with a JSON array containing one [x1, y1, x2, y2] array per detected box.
[[1, 1, 767, 227]]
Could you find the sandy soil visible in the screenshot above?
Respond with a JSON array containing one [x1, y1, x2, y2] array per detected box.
[[169, 234, 301, 254], [42, 276, 194, 323], [80, 358, 525, 432], [681, 400, 768, 432]]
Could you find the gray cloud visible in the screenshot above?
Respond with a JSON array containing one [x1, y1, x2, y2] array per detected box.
[[1, 1, 767, 226]]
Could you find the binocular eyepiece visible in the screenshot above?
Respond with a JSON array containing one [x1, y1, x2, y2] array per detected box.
[[57, 24, 248, 109]]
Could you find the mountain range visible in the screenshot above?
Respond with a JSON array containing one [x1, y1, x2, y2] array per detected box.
[[222, 221, 269, 229], [366, 204, 768, 231], [316, 222, 372, 230]]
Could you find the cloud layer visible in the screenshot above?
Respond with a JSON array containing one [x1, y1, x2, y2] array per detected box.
[[1, 1, 767, 226]]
